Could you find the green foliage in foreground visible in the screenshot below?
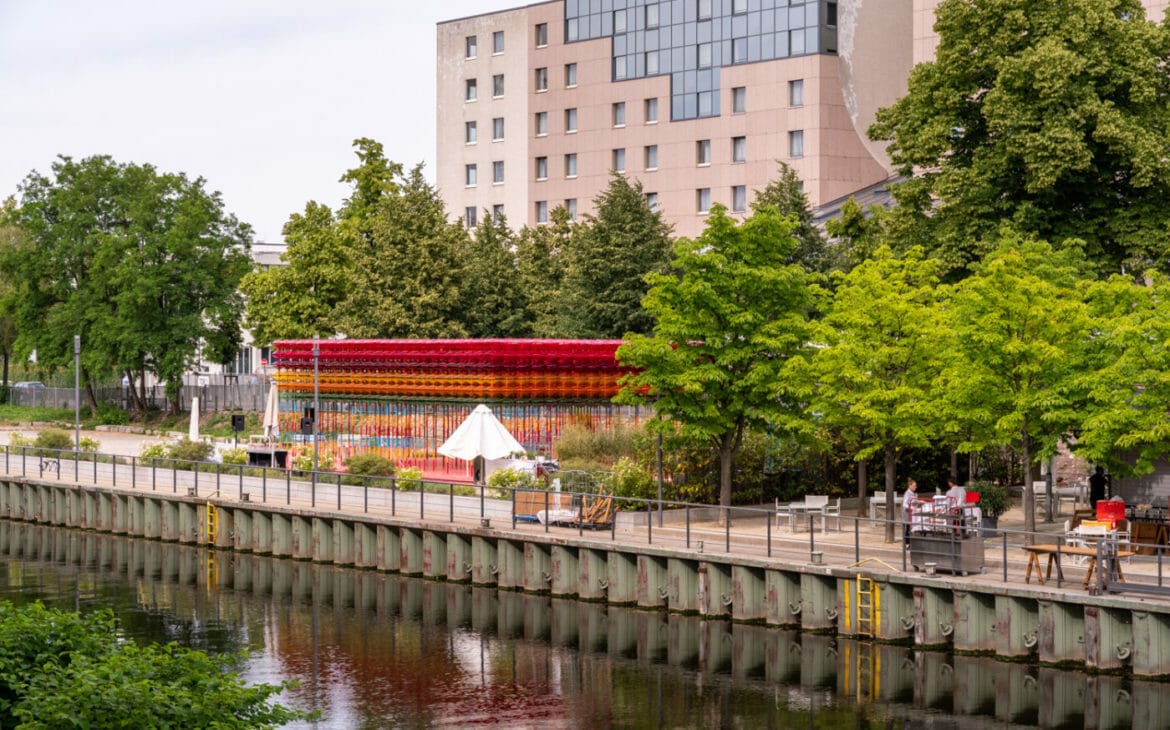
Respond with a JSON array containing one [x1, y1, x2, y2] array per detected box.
[[0, 601, 307, 729]]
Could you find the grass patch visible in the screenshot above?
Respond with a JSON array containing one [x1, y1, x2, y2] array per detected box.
[[0, 405, 77, 425]]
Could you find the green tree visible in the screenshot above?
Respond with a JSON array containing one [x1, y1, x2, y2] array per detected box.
[[790, 247, 944, 540], [1076, 273, 1170, 475], [822, 196, 888, 273], [940, 236, 1092, 537], [751, 162, 831, 272], [559, 175, 673, 338], [240, 201, 352, 344], [617, 205, 817, 511], [4, 155, 251, 412], [459, 211, 530, 337], [338, 165, 469, 338], [515, 206, 574, 337], [0, 601, 305, 729], [870, 0, 1170, 275], [0, 206, 23, 402]]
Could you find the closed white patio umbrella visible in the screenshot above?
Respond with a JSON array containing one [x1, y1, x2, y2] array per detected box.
[[262, 381, 280, 441], [438, 404, 525, 462]]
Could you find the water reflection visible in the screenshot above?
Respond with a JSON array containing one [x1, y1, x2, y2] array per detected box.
[[0, 519, 1162, 729]]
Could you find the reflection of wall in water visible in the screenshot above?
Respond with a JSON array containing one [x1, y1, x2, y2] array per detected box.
[[0, 519, 1163, 729]]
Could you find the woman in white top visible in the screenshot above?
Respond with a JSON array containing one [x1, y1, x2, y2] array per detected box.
[[902, 479, 918, 543]]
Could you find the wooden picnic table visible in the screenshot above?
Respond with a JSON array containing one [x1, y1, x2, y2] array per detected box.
[[1022, 543, 1136, 590]]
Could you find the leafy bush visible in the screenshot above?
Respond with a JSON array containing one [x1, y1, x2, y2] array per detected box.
[[606, 456, 656, 502], [166, 439, 216, 464], [344, 453, 395, 477], [139, 443, 167, 460], [972, 480, 1012, 518], [7, 433, 31, 448], [220, 447, 248, 465], [34, 429, 73, 453], [78, 436, 100, 452], [395, 466, 422, 491], [487, 468, 537, 493], [291, 451, 334, 473], [554, 421, 643, 469], [93, 403, 128, 425], [0, 601, 307, 728]]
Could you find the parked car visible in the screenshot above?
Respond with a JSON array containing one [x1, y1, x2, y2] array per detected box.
[[13, 381, 45, 389]]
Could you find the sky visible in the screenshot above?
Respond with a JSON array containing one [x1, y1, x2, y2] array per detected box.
[[0, 0, 522, 243]]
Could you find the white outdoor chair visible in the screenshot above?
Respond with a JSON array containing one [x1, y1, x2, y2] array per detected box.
[[775, 498, 793, 530], [823, 497, 842, 531], [1032, 481, 1049, 512], [869, 492, 899, 521]]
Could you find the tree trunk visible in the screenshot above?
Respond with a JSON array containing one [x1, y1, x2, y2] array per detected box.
[[1, 353, 8, 404], [884, 445, 898, 543], [83, 368, 98, 412], [857, 458, 868, 517], [1022, 425, 1034, 542], [718, 432, 734, 525], [950, 448, 959, 481]]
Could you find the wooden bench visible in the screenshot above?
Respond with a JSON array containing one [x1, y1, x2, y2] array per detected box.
[[1022, 544, 1135, 590]]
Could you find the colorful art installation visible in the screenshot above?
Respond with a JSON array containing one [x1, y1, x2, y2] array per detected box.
[[272, 339, 640, 477]]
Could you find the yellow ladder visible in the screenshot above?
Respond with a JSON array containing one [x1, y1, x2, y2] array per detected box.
[[204, 551, 219, 595], [856, 576, 877, 638], [204, 501, 218, 544]]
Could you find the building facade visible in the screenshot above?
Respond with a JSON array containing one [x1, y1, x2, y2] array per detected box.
[[437, 0, 1168, 238]]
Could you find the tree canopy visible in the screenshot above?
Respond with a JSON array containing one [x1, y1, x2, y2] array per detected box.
[[870, 0, 1170, 276], [617, 205, 817, 509], [1, 155, 251, 410]]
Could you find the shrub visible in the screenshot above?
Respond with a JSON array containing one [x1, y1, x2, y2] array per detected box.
[[78, 437, 100, 452], [219, 447, 248, 465], [139, 443, 167, 460], [7, 433, 31, 448], [291, 451, 334, 473], [606, 456, 656, 502], [487, 467, 537, 493], [33, 429, 73, 453], [344, 453, 395, 477], [92, 403, 128, 426], [166, 439, 215, 464], [395, 466, 422, 491], [972, 480, 1011, 518]]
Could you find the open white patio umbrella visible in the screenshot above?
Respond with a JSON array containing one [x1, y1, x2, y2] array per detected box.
[[262, 381, 280, 441], [438, 404, 525, 461]]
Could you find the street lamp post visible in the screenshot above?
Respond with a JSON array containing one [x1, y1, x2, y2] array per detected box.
[[73, 335, 80, 452], [312, 334, 320, 478]]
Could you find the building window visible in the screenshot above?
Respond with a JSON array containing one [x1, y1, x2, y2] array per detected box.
[[535, 111, 548, 136], [492, 160, 505, 184], [644, 145, 658, 170], [536, 200, 549, 223], [465, 35, 477, 59], [698, 91, 714, 116], [733, 0, 747, 14], [645, 3, 659, 28], [492, 74, 505, 97], [535, 67, 548, 92], [565, 198, 577, 219], [645, 192, 659, 210], [828, 2, 838, 26], [614, 56, 628, 80], [732, 136, 746, 163], [465, 79, 477, 102], [732, 185, 746, 212], [565, 63, 577, 87], [696, 139, 711, 166], [465, 164, 477, 187], [535, 23, 548, 47], [612, 148, 626, 173], [789, 79, 804, 107], [535, 156, 548, 180], [645, 97, 658, 123], [698, 43, 712, 68], [613, 9, 627, 33], [465, 207, 477, 227], [732, 38, 747, 64], [698, 0, 712, 20], [492, 117, 505, 141], [696, 188, 711, 214], [789, 130, 805, 158], [493, 204, 505, 221], [492, 30, 505, 54], [732, 86, 746, 114], [465, 121, 477, 144], [612, 102, 626, 127], [645, 51, 659, 75], [564, 153, 577, 178], [566, 17, 579, 42], [565, 108, 578, 133]]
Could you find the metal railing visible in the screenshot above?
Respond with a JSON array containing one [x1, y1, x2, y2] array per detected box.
[[3, 444, 1170, 599]]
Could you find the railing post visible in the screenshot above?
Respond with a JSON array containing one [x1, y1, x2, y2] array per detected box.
[[544, 489, 549, 534], [215, 463, 220, 496], [112, 456, 116, 486], [21, 446, 26, 477], [449, 482, 454, 523], [311, 471, 316, 508], [92, 453, 96, 484], [511, 490, 516, 530], [1159, 545, 1164, 587], [285, 469, 291, 506], [854, 517, 860, 565], [725, 507, 730, 553], [132, 456, 136, 490], [766, 507, 772, 557], [1002, 531, 1008, 583], [686, 505, 691, 549], [74, 450, 79, 482], [578, 495, 584, 538], [172, 461, 177, 494], [193, 464, 198, 498], [808, 513, 814, 555], [337, 473, 342, 511], [262, 468, 267, 504], [480, 482, 485, 519], [151, 459, 156, 491], [648, 502, 653, 545], [239, 464, 244, 500], [363, 483, 368, 514], [391, 478, 396, 516]]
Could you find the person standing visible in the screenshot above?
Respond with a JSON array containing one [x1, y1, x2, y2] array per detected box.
[[946, 478, 966, 505], [1089, 466, 1108, 508], [903, 478, 918, 544]]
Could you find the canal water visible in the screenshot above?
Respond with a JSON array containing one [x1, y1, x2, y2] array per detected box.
[[0, 519, 1159, 729]]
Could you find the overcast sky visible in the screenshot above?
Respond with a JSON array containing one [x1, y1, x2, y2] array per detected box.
[[0, 1, 521, 243]]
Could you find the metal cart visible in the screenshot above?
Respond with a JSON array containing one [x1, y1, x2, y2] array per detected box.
[[907, 501, 985, 575]]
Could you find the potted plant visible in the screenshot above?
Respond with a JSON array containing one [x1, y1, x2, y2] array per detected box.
[[973, 481, 1011, 536]]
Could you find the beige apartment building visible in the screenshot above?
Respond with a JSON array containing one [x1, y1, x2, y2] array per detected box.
[[437, 0, 1168, 238]]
